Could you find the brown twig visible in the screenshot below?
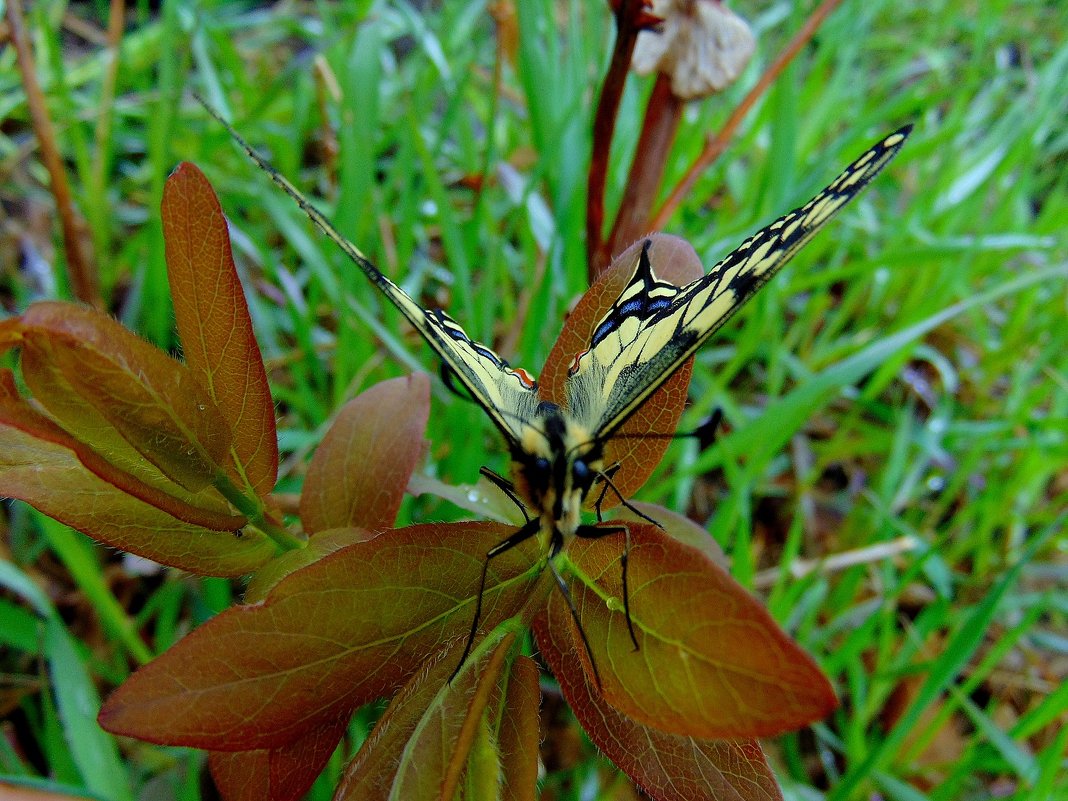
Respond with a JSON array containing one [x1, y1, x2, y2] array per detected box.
[[7, 0, 101, 307], [603, 72, 682, 268], [586, 0, 650, 281], [649, 0, 845, 231]]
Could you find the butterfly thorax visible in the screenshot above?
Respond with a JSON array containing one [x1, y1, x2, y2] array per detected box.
[[511, 402, 604, 553]]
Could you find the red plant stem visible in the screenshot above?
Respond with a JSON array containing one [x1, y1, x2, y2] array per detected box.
[[649, 0, 845, 231], [7, 0, 101, 308], [586, 0, 648, 281], [603, 72, 682, 271]]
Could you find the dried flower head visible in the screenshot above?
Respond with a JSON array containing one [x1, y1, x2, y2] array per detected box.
[[632, 0, 755, 99]]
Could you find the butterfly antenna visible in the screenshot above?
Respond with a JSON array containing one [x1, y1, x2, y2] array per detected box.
[[601, 407, 725, 444], [478, 466, 531, 523], [193, 94, 391, 289]]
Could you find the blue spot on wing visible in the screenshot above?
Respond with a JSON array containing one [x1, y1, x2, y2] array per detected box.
[[591, 319, 616, 346]]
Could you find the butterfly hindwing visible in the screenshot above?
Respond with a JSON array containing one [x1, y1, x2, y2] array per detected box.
[[566, 125, 912, 438]]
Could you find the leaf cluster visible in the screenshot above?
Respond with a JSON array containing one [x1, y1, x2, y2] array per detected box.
[[0, 166, 834, 799]]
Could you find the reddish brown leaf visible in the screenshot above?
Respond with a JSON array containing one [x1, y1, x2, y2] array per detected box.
[[0, 317, 21, 348], [244, 527, 378, 603], [0, 423, 273, 576], [209, 716, 349, 801], [336, 627, 520, 801], [439, 632, 517, 801], [534, 604, 784, 801], [98, 522, 548, 751], [163, 162, 279, 498], [560, 524, 837, 738], [14, 302, 234, 493], [0, 369, 245, 531], [301, 373, 430, 534], [495, 654, 541, 801], [539, 235, 702, 505], [210, 750, 268, 801], [621, 500, 729, 570]]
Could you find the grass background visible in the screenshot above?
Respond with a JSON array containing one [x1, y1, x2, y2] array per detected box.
[[1, 1, 1065, 799]]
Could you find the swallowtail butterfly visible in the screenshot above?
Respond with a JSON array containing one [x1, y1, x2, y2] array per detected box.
[[202, 98, 909, 673]]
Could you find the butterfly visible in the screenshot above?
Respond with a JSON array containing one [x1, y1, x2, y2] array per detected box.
[[201, 97, 909, 672]]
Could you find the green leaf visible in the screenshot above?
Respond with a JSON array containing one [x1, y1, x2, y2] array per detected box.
[[714, 265, 1066, 473], [828, 522, 1057, 800], [494, 655, 541, 801], [16, 302, 234, 493], [208, 716, 349, 801], [336, 624, 522, 801], [0, 368, 244, 531], [45, 618, 134, 801], [37, 515, 153, 665], [0, 560, 133, 801]]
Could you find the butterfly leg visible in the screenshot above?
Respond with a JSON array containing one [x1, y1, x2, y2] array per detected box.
[[451, 516, 542, 683], [594, 469, 664, 531], [547, 557, 603, 690], [690, 406, 724, 447], [576, 524, 639, 651], [478, 465, 531, 523], [592, 462, 622, 522]]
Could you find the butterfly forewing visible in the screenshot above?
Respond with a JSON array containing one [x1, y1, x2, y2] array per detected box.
[[195, 98, 540, 449], [539, 235, 703, 506], [567, 125, 912, 439], [208, 88, 909, 531]]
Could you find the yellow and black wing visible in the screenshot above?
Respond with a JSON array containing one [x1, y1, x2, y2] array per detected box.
[[565, 126, 912, 438], [201, 100, 540, 448]]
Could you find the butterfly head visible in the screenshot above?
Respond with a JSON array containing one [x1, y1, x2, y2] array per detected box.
[[512, 403, 604, 546]]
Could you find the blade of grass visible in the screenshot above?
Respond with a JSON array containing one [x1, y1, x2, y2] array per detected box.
[[827, 520, 1059, 801], [0, 559, 133, 801]]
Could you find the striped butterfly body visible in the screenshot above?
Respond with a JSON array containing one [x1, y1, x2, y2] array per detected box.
[[205, 98, 909, 672]]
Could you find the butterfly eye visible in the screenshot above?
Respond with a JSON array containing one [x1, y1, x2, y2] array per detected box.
[[572, 459, 590, 484]]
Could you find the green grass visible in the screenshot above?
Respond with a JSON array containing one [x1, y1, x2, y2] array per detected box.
[[1, 1, 1065, 799]]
